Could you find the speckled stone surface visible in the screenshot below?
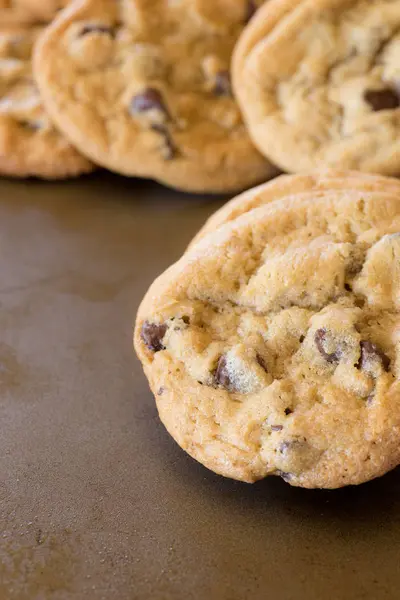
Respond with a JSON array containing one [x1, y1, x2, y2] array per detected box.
[[1, 173, 400, 599]]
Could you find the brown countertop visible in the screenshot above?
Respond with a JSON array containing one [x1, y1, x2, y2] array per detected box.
[[1, 173, 399, 600]]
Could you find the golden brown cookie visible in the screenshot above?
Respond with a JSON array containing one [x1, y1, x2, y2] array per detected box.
[[233, 0, 400, 175], [135, 174, 400, 488], [192, 170, 400, 245], [33, 0, 277, 193], [0, 15, 94, 179], [13, 0, 69, 21]]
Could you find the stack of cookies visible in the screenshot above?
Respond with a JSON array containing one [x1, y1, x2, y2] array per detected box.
[[135, 170, 400, 489]]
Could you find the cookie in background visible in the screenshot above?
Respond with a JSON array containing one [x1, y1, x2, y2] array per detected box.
[[233, 0, 400, 175], [33, 0, 277, 193], [0, 14, 94, 178], [0, 0, 69, 20]]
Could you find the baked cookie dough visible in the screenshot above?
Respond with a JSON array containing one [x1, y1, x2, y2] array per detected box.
[[33, 0, 276, 193], [192, 170, 400, 245], [0, 16, 94, 178], [14, 0, 69, 21], [233, 0, 400, 175], [135, 176, 400, 488]]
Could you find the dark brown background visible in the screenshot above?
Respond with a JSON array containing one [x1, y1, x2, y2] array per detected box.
[[1, 174, 399, 600]]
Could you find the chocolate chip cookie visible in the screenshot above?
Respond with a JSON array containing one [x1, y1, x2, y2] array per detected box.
[[192, 170, 400, 245], [135, 178, 400, 488], [33, 0, 276, 193], [233, 0, 400, 175], [0, 3, 33, 22], [0, 16, 93, 178], [13, 0, 69, 21]]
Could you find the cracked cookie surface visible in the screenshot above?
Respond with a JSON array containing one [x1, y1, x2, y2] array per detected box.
[[0, 16, 94, 178], [233, 0, 400, 175], [192, 170, 400, 245], [33, 0, 276, 193], [135, 178, 400, 488]]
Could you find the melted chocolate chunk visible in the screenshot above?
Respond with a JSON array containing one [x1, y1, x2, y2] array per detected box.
[[151, 124, 178, 160], [366, 392, 375, 405], [279, 439, 306, 454], [131, 88, 169, 116], [19, 120, 41, 131], [284, 407, 293, 416], [256, 354, 268, 372], [141, 321, 167, 352], [279, 441, 293, 453], [314, 328, 341, 364], [271, 424, 283, 432], [214, 71, 232, 96], [80, 25, 114, 37], [357, 340, 390, 372], [214, 356, 232, 390], [245, 0, 258, 23], [276, 470, 293, 482], [364, 88, 400, 111]]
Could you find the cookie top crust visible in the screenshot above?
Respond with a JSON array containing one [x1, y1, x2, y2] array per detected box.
[[33, 0, 276, 192], [135, 185, 400, 488], [12, 0, 69, 21], [0, 17, 93, 178], [233, 0, 400, 175], [191, 170, 400, 245]]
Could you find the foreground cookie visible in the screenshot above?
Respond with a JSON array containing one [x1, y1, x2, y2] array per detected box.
[[233, 0, 400, 175], [192, 170, 400, 245], [33, 0, 276, 193], [0, 17, 93, 178], [135, 177, 400, 488]]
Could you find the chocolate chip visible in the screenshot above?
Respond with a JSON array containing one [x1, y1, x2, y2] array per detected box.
[[214, 356, 232, 390], [299, 335, 305, 343], [354, 297, 366, 309], [366, 393, 374, 405], [344, 283, 352, 292], [131, 88, 169, 116], [19, 120, 41, 131], [245, 0, 258, 23], [256, 354, 268, 372], [279, 441, 295, 453], [141, 321, 167, 352], [182, 316, 190, 324], [214, 71, 232, 96], [284, 408, 293, 416], [279, 439, 307, 454], [276, 470, 293, 482], [364, 88, 400, 111], [357, 340, 390, 372], [157, 387, 165, 395], [79, 25, 114, 37], [314, 328, 341, 364], [151, 124, 178, 160], [271, 424, 283, 431], [345, 258, 364, 277]]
